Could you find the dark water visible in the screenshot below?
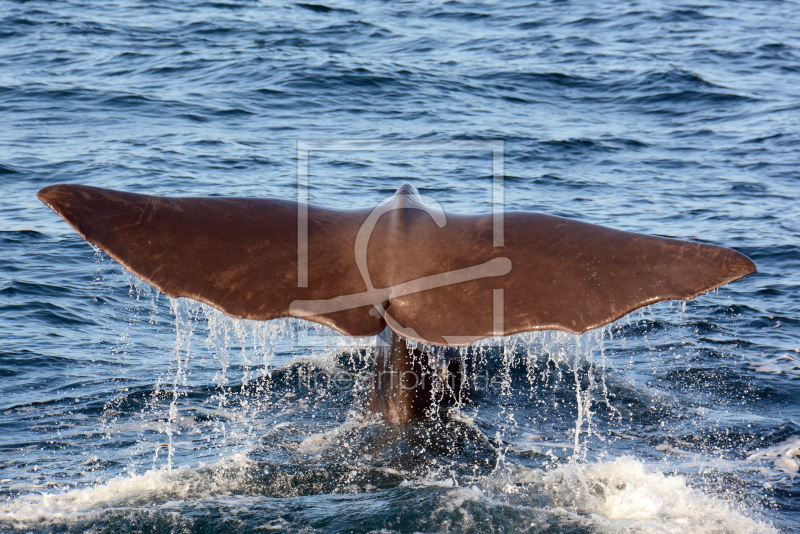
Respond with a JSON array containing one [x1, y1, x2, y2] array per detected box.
[[2, 0, 799, 532]]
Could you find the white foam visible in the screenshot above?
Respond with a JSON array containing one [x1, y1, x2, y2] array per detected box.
[[541, 457, 777, 534], [0, 454, 253, 528], [1, 454, 778, 534], [747, 435, 800, 477], [746, 435, 800, 462], [389, 456, 777, 533]]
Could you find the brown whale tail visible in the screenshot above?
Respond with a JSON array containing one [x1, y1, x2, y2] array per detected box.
[[37, 183, 756, 423]]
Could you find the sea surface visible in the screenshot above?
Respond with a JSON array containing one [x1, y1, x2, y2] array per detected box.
[[1, 0, 799, 532]]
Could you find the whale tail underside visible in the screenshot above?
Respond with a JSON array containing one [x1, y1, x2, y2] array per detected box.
[[37, 183, 756, 346]]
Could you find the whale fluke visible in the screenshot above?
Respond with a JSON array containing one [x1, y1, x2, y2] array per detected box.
[[38, 183, 755, 347], [38, 183, 756, 423]]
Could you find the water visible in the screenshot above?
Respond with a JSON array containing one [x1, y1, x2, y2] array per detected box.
[[1, 0, 799, 532]]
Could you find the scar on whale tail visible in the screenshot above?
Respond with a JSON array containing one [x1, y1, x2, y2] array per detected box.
[[37, 183, 756, 423]]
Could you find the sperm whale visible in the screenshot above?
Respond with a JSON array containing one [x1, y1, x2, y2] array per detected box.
[[37, 183, 756, 423]]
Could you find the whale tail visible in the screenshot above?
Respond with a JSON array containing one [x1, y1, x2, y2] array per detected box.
[[37, 183, 755, 346]]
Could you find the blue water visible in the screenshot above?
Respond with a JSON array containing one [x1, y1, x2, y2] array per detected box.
[[2, 0, 799, 532]]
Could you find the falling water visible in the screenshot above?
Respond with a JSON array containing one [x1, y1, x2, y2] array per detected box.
[[148, 295, 635, 484], [0, 284, 779, 533]]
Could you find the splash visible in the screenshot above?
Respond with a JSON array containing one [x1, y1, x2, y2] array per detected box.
[[0, 454, 253, 529], [1, 451, 776, 534], [465, 327, 614, 459], [121, 297, 376, 473], [144, 299, 619, 471], [6, 288, 774, 533], [541, 456, 777, 534]]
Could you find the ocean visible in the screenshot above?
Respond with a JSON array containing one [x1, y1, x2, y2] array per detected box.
[[1, 0, 799, 532]]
